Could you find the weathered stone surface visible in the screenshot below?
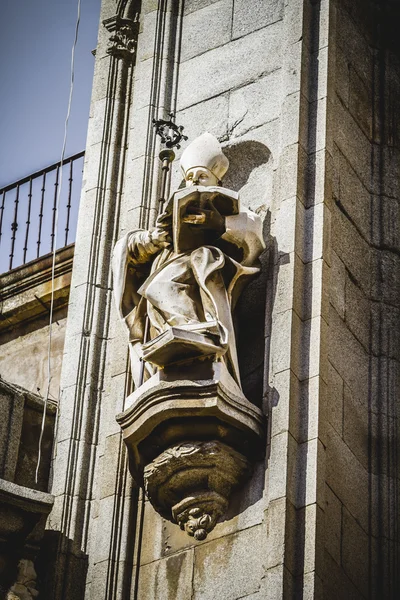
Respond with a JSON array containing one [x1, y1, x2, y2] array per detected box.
[[329, 249, 345, 319], [323, 548, 363, 600], [232, 0, 283, 39], [335, 46, 350, 108], [371, 249, 400, 307], [349, 66, 373, 140], [184, 0, 220, 16], [138, 549, 195, 600], [336, 6, 373, 86], [177, 22, 283, 110], [373, 195, 400, 252], [192, 525, 266, 600], [301, 257, 330, 321], [332, 146, 371, 242], [273, 196, 305, 257], [328, 305, 369, 407], [325, 424, 369, 533], [177, 94, 229, 145], [228, 69, 282, 137], [324, 483, 342, 566], [341, 507, 369, 598], [327, 361, 344, 436], [270, 369, 298, 439], [334, 95, 372, 192], [181, 0, 232, 63], [264, 564, 293, 600], [299, 315, 328, 382], [265, 496, 289, 570], [0, 318, 67, 401], [343, 384, 369, 471], [0, 247, 72, 398]]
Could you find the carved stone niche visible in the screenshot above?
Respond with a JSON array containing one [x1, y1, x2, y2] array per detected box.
[[117, 358, 265, 541]]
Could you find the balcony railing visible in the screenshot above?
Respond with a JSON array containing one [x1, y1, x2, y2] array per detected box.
[[0, 151, 85, 273]]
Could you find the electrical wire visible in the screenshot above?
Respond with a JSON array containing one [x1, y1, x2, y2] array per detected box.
[[35, 0, 81, 484]]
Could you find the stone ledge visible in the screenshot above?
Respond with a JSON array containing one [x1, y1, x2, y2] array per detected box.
[[117, 370, 266, 479], [0, 378, 57, 415], [0, 477, 54, 547], [0, 478, 54, 517], [0, 244, 74, 333]]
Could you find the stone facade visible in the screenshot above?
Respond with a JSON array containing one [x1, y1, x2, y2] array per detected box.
[[0, 247, 71, 598], [1, 0, 399, 598]]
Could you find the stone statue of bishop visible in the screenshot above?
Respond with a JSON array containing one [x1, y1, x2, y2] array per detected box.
[[113, 132, 265, 390]]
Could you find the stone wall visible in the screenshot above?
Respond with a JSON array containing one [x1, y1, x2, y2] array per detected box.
[[45, 1, 400, 598], [0, 245, 72, 399], [324, 0, 400, 597]]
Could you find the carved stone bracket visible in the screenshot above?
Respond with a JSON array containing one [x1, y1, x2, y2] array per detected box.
[[117, 360, 265, 540], [144, 441, 250, 541], [103, 15, 139, 60]]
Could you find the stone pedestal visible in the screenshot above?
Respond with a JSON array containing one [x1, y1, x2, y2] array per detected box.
[[117, 360, 264, 539]]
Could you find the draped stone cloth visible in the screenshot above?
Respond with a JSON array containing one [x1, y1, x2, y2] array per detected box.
[[112, 209, 264, 388]]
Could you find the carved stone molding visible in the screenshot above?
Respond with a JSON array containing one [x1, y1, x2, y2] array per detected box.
[[103, 15, 139, 60], [117, 361, 265, 539], [144, 441, 250, 541]]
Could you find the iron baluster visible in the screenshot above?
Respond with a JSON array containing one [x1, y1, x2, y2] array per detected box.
[[65, 159, 73, 246], [9, 184, 20, 270], [23, 178, 33, 264], [51, 165, 60, 252], [0, 190, 5, 248], [0, 151, 84, 270], [37, 172, 46, 258]]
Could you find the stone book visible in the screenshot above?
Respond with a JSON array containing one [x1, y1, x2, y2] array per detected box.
[[166, 186, 239, 253], [142, 320, 223, 367]]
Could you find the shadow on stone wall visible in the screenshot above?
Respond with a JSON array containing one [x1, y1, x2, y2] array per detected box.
[[225, 139, 282, 517], [222, 140, 271, 194], [38, 530, 89, 600]]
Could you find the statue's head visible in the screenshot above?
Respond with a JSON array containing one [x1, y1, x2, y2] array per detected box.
[[180, 132, 229, 187]]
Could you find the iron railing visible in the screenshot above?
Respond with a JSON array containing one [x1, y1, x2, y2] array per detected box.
[[0, 151, 85, 273]]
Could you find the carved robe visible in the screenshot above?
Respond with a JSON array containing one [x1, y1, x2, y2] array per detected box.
[[112, 208, 264, 388]]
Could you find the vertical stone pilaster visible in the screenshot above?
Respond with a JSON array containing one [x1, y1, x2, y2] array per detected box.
[[76, 2, 186, 598], [45, 2, 140, 598], [44, 0, 400, 597]]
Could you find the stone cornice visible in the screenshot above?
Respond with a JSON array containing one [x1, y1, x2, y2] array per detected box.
[[0, 244, 73, 333], [0, 244, 74, 301]]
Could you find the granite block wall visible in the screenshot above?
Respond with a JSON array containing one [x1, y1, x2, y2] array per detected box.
[[44, 1, 400, 598]]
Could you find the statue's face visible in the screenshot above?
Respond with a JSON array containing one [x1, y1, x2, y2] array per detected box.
[[185, 167, 218, 187]]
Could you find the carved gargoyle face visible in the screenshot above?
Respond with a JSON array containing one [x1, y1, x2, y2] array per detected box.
[[185, 167, 218, 187]]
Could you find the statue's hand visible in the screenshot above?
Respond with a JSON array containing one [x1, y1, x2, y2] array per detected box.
[[156, 210, 173, 235], [182, 208, 225, 235], [151, 227, 171, 249], [128, 228, 170, 263]]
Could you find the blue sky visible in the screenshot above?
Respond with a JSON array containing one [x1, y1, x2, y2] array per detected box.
[[0, 0, 101, 188]]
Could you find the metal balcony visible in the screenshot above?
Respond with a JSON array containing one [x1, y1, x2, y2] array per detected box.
[[0, 152, 84, 273]]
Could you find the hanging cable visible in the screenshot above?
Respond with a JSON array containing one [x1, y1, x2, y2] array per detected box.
[[35, 0, 81, 484]]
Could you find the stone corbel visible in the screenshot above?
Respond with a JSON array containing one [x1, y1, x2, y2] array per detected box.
[[117, 359, 265, 541], [103, 15, 139, 61]]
